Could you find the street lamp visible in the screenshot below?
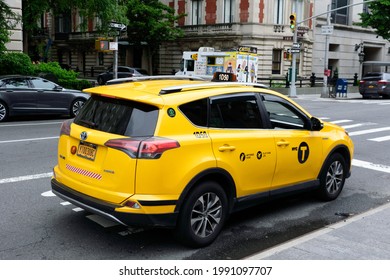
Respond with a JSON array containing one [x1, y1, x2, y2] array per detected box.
[[358, 50, 365, 64]]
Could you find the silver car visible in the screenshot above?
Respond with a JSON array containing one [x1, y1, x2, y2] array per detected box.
[[0, 75, 90, 122]]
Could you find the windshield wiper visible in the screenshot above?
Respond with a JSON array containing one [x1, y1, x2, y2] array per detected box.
[[78, 119, 98, 129]]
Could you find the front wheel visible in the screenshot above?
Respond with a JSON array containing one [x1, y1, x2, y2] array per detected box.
[[316, 153, 346, 201], [175, 181, 228, 248]]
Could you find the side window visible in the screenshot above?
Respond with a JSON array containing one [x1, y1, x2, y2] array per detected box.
[[30, 78, 57, 90], [210, 96, 263, 129], [3, 78, 29, 89], [179, 98, 208, 127], [262, 95, 307, 129]]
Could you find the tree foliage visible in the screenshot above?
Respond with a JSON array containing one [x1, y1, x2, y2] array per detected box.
[[359, 0, 390, 41], [125, 0, 184, 49], [22, 0, 128, 34], [0, 0, 20, 52]]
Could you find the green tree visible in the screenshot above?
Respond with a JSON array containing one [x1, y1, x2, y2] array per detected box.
[[359, 0, 390, 40], [0, 0, 20, 52], [22, 0, 128, 34], [125, 0, 185, 72]]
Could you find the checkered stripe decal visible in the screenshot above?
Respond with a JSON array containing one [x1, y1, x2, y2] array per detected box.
[[66, 164, 102, 180]]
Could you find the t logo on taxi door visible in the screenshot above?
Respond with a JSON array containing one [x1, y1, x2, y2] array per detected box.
[[297, 142, 309, 164]]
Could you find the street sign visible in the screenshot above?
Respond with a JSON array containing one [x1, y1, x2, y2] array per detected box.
[[109, 22, 127, 31], [321, 25, 333, 35], [289, 49, 300, 54], [292, 43, 301, 49]]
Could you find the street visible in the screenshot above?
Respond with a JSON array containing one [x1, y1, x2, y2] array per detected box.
[[1, 94, 390, 260]]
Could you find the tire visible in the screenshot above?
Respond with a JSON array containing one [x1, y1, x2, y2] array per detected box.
[[0, 101, 9, 122], [316, 153, 346, 201], [175, 181, 228, 248], [70, 98, 86, 118]]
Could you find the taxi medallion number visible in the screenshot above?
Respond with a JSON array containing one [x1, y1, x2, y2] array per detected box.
[[77, 142, 97, 161]]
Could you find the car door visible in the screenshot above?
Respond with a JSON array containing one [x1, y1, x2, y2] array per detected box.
[[30, 77, 69, 114], [207, 93, 277, 198], [0, 77, 37, 113], [118, 67, 133, 79], [261, 94, 323, 189]]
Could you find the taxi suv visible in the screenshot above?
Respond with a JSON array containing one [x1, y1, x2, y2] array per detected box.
[[51, 74, 354, 247]]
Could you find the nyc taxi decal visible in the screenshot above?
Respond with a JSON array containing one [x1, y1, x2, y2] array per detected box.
[[293, 142, 310, 164], [193, 131, 208, 138], [240, 151, 271, 162]]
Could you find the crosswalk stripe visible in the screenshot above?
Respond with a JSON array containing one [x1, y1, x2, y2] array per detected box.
[[368, 135, 390, 142], [331, 119, 353, 124], [352, 159, 390, 173], [348, 127, 390, 136]]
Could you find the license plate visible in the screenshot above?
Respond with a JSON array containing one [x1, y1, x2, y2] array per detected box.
[[77, 142, 97, 161], [368, 85, 374, 88]]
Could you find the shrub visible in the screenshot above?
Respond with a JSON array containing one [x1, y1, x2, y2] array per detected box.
[[0, 52, 34, 75]]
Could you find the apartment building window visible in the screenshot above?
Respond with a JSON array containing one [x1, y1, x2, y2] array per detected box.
[[331, 0, 349, 25], [224, 0, 234, 23], [192, 0, 202, 25], [55, 12, 71, 33], [272, 49, 282, 74], [274, 0, 285, 24]]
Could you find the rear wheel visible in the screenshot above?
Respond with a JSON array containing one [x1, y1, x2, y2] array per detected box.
[[0, 101, 8, 122], [175, 181, 228, 248], [316, 153, 346, 201], [70, 99, 85, 118]]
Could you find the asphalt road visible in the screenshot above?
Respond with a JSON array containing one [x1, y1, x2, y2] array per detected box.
[[1, 94, 390, 260]]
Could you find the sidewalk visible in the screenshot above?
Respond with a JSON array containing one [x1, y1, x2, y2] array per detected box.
[[245, 202, 390, 260]]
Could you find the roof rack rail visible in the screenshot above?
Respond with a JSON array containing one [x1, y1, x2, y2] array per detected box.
[[159, 82, 268, 95], [105, 75, 206, 85]]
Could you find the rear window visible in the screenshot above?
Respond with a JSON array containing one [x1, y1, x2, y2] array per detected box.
[[74, 95, 158, 137], [362, 73, 384, 81]]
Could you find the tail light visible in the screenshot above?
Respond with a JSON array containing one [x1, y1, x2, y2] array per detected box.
[[359, 80, 365, 85], [378, 80, 388, 87], [60, 119, 73, 136], [105, 137, 180, 159]]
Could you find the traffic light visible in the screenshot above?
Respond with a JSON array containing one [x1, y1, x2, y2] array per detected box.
[[289, 13, 296, 31]]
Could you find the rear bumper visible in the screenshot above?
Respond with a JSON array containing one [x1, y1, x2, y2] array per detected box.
[[51, 178, 178, 228]]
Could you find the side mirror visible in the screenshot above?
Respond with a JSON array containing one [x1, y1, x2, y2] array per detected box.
[[54, 85, 63, 91], [311, 117, 323, 131]]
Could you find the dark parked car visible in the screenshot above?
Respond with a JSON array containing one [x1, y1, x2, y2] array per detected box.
[[97, 66, 148, 85], [0, 75, 89, 122], [359, 72, 390, 99]]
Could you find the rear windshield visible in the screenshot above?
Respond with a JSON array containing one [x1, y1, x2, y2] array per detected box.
[[362, 73, 383, 81], [74, 95, 158, 137]]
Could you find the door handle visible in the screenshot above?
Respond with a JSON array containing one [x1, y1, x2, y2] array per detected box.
[[218, 145, 236, 152], [276, 140, 290, 147]]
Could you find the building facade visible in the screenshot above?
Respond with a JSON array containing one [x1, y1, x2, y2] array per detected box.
[[159, 0, 315, 81], [312, 0, 390, 80], [4, 0, 22, 52]]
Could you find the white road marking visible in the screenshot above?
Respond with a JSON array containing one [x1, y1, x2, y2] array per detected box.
[[331, 119, 353, 124], [61, 201, 71, 206], [0, 136, 59, 144], [348, 127, 390, 136], [0, 172, 52, 184], [342, 123, 366, 129], [368, 135, 390, 142], [72, 207, 84, 212], [352, 159, 390, 173], [41, 190, 56, 197], [86, 215, 121, 228]]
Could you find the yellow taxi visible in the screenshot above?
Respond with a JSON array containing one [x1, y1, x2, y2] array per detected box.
[[51, 73, 354, 247]]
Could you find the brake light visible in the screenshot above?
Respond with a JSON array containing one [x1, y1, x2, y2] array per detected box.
[[359, 80, 365, 85], [378, 80, 388, 86], [60, 119, 73, 136], [105, 137, 180, 159]]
